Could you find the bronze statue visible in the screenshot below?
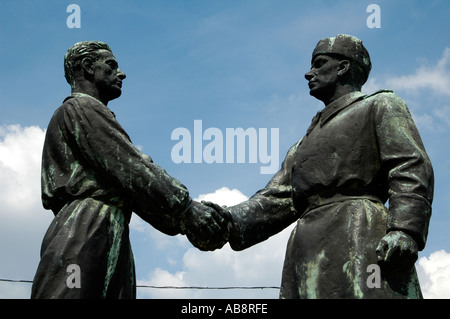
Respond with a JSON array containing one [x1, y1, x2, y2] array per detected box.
[[31, 41, 229, 298], [206, 34, 434, 298]]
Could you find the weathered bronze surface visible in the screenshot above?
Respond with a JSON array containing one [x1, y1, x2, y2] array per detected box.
[[31, 41, 228, 298], [206, 34, 434, 298]]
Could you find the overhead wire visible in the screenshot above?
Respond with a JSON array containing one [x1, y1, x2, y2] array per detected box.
[[0, 278, 280, 290]]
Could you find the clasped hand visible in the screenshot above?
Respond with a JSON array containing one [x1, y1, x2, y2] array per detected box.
[[180, 200, 231, 251]]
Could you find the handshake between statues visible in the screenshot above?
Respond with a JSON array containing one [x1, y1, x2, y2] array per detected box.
[[179, 200, 232, 251]]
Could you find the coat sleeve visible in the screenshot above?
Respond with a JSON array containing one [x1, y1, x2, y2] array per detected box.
[[61, 97, 190, 235], [227, 142, 301, 250], [374, 92, 434, 250]]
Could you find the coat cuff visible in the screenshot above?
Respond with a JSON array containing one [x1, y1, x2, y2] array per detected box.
[[387, 194, 432, 250]]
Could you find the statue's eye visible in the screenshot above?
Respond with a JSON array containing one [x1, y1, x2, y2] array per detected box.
[[106, 60, 118, 71], [313, 59, 327, 69]]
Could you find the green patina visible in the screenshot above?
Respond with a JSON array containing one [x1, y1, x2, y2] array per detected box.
[[304, 250, 326, 299], [342, 257, 364, 299], [102, 205, 124, 297]]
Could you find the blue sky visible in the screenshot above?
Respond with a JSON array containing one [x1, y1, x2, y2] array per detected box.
[[1, 0, 450, 298]]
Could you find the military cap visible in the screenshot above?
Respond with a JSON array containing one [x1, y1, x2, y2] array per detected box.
[[312, 34, 372, 83]]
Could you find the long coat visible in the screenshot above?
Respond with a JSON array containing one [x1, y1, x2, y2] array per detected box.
[[31, 93, 190, 298], [227, 90, 434, 298]]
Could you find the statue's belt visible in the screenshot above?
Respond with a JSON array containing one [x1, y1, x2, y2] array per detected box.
[[301, 192, 383, 218]]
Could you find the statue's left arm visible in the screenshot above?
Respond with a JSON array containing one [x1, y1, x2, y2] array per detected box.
[[373, 92, 434, 269]]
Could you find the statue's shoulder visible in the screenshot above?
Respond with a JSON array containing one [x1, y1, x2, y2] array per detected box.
[[283, 139, 303, 165], [60, 93, 114, 117], [63, 93, 104, 106], [289, 139, 303, 153], [364, 89, 412, 118], [364, 89, 395, 99], [363, 89, 406, 106]]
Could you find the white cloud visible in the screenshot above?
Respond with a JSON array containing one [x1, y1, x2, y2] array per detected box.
[[195, 187, 248, 206], [362, 48, 450, 131], [0, 125, 46, 212], [374, 47, 450, 96], [364, 48, 450, 96], [0, 124, 53, 299], [417, 250, 450, 299]]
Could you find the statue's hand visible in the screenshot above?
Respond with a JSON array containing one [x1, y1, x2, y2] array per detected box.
[[201, 201, 231, 220], [376, 230, 418, 272], [181, 200, 231, 251]]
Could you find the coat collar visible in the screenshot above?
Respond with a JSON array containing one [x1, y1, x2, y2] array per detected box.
[[305, 91, 365, 136], [320, 91, 366, 126], [64, 93, 116, 118]]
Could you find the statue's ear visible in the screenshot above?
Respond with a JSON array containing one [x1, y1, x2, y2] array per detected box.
[[81, 57, 95, 76], [337, 59, 351, 76]]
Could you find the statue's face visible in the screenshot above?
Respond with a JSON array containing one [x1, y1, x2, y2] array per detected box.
[[92, 50, 126, 102], [305, 54, 341, 100]]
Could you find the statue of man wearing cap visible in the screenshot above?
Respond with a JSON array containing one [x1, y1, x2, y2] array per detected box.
[[206, 34, 434, 298]]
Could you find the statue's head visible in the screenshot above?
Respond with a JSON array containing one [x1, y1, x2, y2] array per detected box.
[[64, 41, 126, 104], [305, 34, 371, 102]]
